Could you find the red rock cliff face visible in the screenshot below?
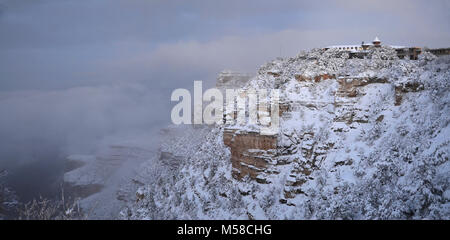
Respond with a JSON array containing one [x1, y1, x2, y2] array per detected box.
[[295, 73, 336, 82], [223, 129, 277, 182]]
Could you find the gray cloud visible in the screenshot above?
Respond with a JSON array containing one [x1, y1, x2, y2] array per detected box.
[[0, 83, 168, 168]]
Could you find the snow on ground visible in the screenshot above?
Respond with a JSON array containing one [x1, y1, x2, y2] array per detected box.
[[124, 49, 449, 220]]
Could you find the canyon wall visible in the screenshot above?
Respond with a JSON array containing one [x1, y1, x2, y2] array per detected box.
[[222, 72, 420, 201]]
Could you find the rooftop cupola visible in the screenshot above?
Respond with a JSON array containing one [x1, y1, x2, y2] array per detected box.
[[373, 36, 381, 47]]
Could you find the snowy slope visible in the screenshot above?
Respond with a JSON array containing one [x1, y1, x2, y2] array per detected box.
[[124, 48, 449, 220]]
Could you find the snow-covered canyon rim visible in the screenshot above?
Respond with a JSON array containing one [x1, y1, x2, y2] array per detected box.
[[123, 47, 449, 220]]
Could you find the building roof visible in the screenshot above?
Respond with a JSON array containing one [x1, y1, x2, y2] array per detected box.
[[324, 37, 413, 52], [326, 45, 361, 49], [324, 45, 362, 52]]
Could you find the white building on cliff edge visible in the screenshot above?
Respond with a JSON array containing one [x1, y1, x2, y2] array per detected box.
[[324, 36, 422, 60]]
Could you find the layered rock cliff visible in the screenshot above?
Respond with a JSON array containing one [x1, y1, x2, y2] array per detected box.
[[124, 47, 450, 220]]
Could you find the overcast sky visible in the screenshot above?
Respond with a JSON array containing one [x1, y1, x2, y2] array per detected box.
[[0, 0, 449, 168], [0, 0, 449, 91]]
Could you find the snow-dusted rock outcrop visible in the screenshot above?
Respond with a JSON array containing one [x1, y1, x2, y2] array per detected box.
[[124, 48, 450, 220]]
